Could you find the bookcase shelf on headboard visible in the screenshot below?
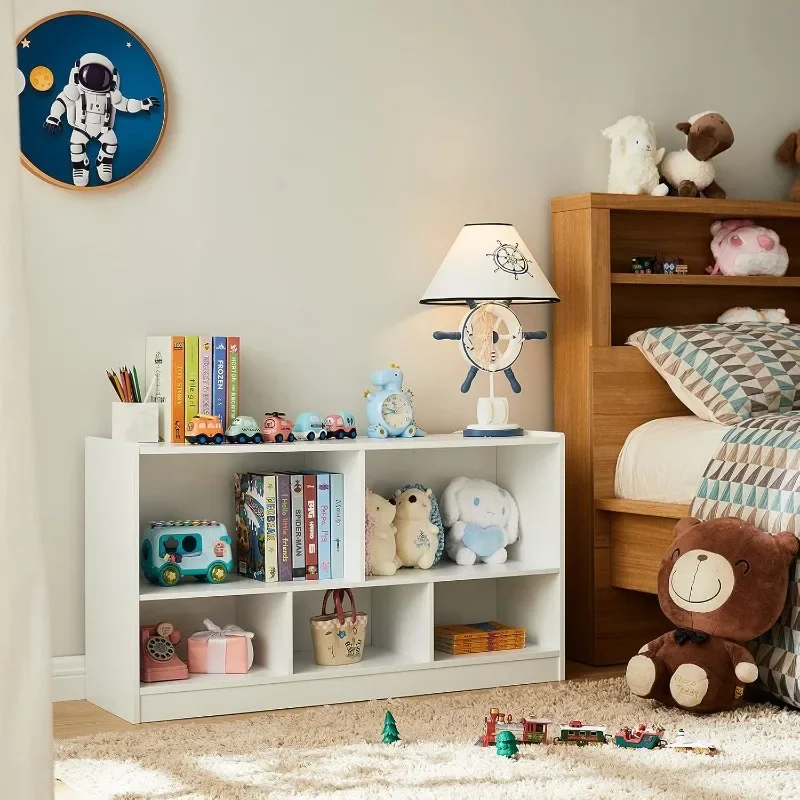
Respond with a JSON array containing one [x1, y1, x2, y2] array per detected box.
[[551, 192, 800, 666]]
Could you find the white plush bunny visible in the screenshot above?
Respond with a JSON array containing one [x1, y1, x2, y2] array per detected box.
[[441, 477, 519, 566], [717, 307, 789, 324]]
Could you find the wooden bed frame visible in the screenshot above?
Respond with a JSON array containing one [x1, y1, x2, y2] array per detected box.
[[551, 193, 800, 666]]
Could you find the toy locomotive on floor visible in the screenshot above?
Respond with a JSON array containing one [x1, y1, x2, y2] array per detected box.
[[185, 411, 357, 445]]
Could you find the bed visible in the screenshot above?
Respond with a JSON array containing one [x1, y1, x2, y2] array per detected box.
[[551, 192, 800, 668]]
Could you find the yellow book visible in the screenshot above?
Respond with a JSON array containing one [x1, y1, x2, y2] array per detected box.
[[184, 336, 199, 424]]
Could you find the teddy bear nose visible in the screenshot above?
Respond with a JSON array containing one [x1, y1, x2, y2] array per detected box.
[[757, 235, 775, 251], [697, 554, 708, 562]]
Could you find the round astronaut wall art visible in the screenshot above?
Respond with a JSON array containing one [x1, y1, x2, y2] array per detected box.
[[17, 12, 167, 190]]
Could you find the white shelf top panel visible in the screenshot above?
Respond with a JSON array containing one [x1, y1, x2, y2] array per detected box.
[[88, 430, 563, 456], [139, 563, 560, 601]]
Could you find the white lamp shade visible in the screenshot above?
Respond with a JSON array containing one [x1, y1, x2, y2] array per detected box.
[[420, 223, 560, 305]]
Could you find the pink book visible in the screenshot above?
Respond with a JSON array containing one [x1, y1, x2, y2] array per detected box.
[[199, 337, 213, 415]]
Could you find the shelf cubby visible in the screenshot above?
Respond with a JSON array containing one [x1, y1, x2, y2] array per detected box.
[[86, 431, 564, 722]]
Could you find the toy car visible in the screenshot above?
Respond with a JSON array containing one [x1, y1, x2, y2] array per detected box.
[[324, 412, 357, 439], [262, 412, 295, 443], [293, 412, 327, 441], [225, 415, 264, 444], [186, 414, 225, 445], [140, 521, 233, 586]]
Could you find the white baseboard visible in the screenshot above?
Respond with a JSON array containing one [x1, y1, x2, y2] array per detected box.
[[52, 656, 86, 702]]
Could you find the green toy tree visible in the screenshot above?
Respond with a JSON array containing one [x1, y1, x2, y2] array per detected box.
[[381, 711, 400, 744], [495, 730, 519, 759]]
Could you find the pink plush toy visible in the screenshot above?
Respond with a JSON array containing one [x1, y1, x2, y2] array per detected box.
[[707, 219, 788, 276]]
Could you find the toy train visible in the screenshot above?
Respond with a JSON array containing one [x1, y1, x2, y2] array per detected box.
[[185, 411, 357, 445], [479, 710, 714, 753]]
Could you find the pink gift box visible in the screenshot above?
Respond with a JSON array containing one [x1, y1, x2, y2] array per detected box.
[[188, 618, 254, 674]]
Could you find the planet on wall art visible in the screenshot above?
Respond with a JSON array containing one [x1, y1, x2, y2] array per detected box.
[[17, 11, 167, 190]]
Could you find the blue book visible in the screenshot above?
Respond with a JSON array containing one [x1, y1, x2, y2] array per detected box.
[[315, 473, 332, 580], [329, 473, 344, 580], [212, 336, 227, 428]]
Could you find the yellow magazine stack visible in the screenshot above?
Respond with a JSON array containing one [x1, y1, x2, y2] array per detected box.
[[434, 621, 526, 654]]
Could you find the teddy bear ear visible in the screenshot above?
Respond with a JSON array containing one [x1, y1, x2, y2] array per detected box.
[[773, 532, 800, 564], [676, 121, 691, 135], [673, 517, 702, 540], [394, 489, 401, 497]]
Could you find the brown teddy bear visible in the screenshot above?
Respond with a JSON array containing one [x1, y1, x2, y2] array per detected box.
[[626, 517, 798, 713], [776, 130, 800, 201]]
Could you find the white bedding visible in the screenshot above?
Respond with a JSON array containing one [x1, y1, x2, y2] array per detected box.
[[614, 417, 730, 505]]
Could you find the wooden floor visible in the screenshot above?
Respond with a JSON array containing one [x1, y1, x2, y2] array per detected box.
[[53, 661, 623, 739]]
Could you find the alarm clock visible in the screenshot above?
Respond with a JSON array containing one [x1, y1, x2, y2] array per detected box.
[[364, 365, 424, 438]]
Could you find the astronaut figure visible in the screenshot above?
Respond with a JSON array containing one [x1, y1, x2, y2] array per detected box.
[[44, 53, 161, 187]]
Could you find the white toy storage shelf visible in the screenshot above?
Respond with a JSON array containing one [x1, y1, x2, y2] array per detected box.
[[85, 432, 564, 723]]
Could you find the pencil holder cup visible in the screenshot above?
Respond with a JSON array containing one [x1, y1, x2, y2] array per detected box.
[[111, 403, 159, 443]]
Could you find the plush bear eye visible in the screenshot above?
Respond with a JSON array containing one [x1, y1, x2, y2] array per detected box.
[[409, 495, 417, 503], [473, 497, 480, 507], [671, 548, 681, 561], [734, 559, 750, 574]]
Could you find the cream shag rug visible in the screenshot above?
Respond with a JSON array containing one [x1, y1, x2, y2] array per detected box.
[[56, 678, 800, 800]]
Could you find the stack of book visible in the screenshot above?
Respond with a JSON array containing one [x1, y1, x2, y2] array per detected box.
[[145, 336, 240, 443], [433, 621, 526, 655], [235, 471, 345, 583]]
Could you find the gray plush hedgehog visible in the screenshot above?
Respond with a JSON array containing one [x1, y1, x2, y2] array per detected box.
[[391, 483, 444, 569]]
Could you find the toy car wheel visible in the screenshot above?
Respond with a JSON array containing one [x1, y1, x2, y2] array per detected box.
[[275, 434, 284, 443], [253, 434, 263, 444], [198, 434, 208, 445], [213, 433, 224, 445], [349, 429, 357, 438], [288, 433, 295, 442], [159, 565, 180, 587], [319, 431, 326, 440], [207, 564, 227, 583], [336, 430, 345, 439], [238, 434, 247, 444], [307, 432, 315, 441]]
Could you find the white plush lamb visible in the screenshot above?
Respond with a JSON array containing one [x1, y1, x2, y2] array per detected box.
[[601, 116, 668, 196]]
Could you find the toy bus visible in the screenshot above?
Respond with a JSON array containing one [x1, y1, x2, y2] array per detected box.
[[480, 708, 551, 747], [140, 521, 233, 587], [186, 414, 225, 445], [293, 412, 327, 441], [225, 415, 264, 444]]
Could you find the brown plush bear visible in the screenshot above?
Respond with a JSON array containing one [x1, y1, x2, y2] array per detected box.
[[626, 517, 798, 713], [776, 130, 800, 201]]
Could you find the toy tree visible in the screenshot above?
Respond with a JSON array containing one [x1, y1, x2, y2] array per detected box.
[[381, 711, 400, 744], [495, 730, 519, 759]]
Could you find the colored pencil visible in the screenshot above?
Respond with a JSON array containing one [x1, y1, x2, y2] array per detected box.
[[132, 366, 142, 403], [107, 371, 124, 401]]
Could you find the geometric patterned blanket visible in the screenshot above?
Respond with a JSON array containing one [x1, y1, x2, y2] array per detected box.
[[691, 411, 800, 707]]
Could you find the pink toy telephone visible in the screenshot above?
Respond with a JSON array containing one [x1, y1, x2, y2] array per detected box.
[[140, 622, 189, 683], [708, 219, 789, 276]]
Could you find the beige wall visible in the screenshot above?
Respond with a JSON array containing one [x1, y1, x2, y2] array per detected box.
[[15, 0, 800, 658]]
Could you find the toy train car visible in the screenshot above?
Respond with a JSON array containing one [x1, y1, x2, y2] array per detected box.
[[480, 708, 551, 747], [554, 721, 608, 746]]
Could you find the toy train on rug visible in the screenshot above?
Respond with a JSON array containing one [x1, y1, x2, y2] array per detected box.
[[479, 709, 718, 754]]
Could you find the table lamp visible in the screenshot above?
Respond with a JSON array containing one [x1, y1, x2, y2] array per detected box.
[[420, 223, 560, 437]]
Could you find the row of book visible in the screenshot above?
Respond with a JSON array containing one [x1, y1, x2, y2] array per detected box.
[[145, 336, 240, 443], [235, 471, 345, 582]]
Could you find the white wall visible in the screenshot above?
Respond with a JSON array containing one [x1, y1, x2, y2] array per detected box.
[[15, 0, 800, 659]]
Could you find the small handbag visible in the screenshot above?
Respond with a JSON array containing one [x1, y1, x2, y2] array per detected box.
[[309, 588, 367, 666]]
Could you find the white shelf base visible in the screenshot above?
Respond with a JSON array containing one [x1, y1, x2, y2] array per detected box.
[[86, 432, 565, 724]]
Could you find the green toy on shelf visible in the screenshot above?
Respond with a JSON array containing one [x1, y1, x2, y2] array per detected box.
[[381, 711, 401, 744], [495, 730, 520, 759]]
